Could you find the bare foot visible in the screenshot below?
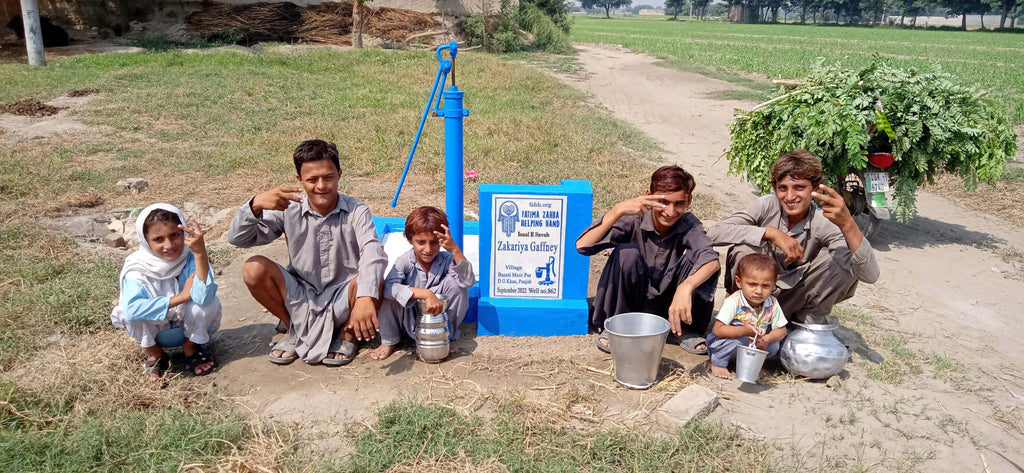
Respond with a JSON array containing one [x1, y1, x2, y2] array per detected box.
[[449, 344, 457, 354], [758, 368, 771, 379], [370, 344, 397, 360], [710, 364, 733, 380]]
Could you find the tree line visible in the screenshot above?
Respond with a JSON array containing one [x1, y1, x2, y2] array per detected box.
[[577, 0, 1023, 29]]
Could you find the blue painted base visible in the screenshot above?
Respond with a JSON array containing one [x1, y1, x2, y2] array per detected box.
[[374, 216, 480, 323], [476, 297, 589, 336]]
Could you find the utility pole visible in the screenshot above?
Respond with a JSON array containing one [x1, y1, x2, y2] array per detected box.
[[19, 0, 46, 66]]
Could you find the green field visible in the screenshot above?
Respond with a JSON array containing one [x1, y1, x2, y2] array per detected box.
[[571, 17, 1024, 124]]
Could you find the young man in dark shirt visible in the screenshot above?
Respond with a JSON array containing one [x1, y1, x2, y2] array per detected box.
[[577, 165, 720, 354]]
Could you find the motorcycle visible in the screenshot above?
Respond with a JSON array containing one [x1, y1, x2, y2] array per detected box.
[[834, 152, 895, 241]]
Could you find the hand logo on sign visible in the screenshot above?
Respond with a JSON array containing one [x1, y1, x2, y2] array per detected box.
[[497, 201, 519, 237]]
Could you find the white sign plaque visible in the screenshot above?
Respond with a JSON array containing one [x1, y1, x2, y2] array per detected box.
[[490, 194, 567, 299]]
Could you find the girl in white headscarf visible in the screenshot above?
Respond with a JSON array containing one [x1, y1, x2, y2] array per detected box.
[[110, 203, 221, 381]]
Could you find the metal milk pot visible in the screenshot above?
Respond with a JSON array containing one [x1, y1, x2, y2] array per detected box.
[[416, 293, 450, 363], [780, 323, 849, 379]]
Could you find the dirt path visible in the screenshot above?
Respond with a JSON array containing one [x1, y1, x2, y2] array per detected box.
[[556, 43, 1024, 471]]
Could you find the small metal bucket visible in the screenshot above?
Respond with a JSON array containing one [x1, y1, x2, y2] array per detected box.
[[735, 345, 768, 384], [604, 312, 670, 389]]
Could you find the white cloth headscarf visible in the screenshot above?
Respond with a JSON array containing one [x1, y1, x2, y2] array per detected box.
[[118, 203, 191, 299]]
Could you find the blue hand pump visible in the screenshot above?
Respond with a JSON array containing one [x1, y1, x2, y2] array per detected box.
[[391, 41, 469, 248]]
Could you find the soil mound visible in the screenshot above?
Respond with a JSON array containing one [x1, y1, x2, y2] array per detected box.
[[0, 99, 65, 117], [67, 88, 100, 98]]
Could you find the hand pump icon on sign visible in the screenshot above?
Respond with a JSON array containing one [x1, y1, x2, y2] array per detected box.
[[535, 256, 556, 286]]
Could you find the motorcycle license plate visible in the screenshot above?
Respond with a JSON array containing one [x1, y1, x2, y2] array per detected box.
[[865, 172, 890, 193]]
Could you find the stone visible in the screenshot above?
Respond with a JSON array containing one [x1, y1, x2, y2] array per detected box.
[[826, 375, 842, 390], [212, 207, 235, 225], [115, 178, 149, 194], [60, 215, 109, 239], [103, 232, 127, 249], [655, 384, 719, 432]]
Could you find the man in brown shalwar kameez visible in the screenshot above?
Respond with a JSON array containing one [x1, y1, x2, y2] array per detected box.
[[708, 149, 880, 324]]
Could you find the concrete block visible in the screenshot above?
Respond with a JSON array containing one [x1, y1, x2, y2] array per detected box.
[[655, 384, 719, 432]]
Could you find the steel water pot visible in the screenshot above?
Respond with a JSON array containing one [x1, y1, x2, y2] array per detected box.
[[780, 323, 849, 379], [416, 293, 450, 363]]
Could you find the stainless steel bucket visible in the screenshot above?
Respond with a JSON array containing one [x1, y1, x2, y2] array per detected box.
[[604, 312, 670, 389], [735, 345, 768, 384]]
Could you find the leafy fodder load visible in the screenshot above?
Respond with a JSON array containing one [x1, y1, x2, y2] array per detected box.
[[728, 60, 1018, 221]]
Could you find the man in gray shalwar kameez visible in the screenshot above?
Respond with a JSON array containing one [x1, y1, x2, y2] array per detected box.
[[708, 149, 880, 324], [228, 140, 387, 365]]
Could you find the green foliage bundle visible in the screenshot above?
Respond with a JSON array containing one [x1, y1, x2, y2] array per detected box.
[[462, 0, 573, 54], [728, 59, 1018, 221], [520, 4, 573, 54]]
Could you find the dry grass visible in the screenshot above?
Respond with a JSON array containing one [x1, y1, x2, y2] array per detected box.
[[180, 420, 305, 473], [5, 332, 215, 415], [385, 454, 510, 473], [186, 1, 441, 46], [925, 173, 1024, 229], [2, 331, 302, 472]]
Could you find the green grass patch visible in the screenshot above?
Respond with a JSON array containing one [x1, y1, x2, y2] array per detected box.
[[0, 49, 667, 216], [571, 17, 1024, 124], [1003, 168, 1024, 182], [0, 212, 118, 368], [344, 399, 776, 472], [0, 408, 244, 472]]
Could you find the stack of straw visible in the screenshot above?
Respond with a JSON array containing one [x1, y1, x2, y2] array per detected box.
[[186, 1, 442, 46]]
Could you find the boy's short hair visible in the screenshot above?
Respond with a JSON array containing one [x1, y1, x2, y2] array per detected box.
[[142, 209, 182, 238], [293, 139, 341, 175], [649, 165, 696, 195], [404, 206, 449, 241], [737, 253, 779, 280], [770, 149, 823, 188]]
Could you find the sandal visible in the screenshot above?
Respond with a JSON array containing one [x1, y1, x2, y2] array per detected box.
[[679, 333, 708, 355], [322, 339, 356, 367], [595, 334, 611, 354], [268, 336, 298, 365], [144, 353, 170, 379], [185, 346, 216, 376]]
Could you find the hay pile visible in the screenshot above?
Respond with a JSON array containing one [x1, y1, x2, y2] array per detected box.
[[186, 1, 442, 46]]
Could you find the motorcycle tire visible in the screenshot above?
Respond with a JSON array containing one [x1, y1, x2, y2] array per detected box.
[[853, 210, 881, 241]]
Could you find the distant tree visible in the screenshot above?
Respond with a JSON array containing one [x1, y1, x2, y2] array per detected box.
[[943, 0, 988, 28], [694, 0, 711, 17], [632, 3, 655, 13], [666, 0, 688, 18], [861, 0, 885, 23], [581, 0, 633, 17], [994, 0, 1017, 27], [707, 1, 730, 16]]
